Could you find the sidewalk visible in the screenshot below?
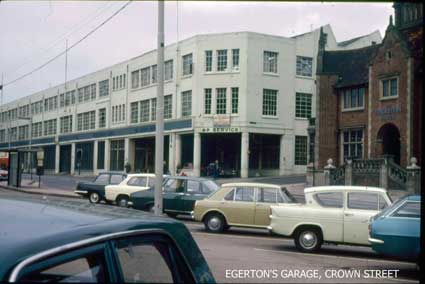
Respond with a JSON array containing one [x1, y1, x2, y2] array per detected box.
[[0, 175, 307, 200]]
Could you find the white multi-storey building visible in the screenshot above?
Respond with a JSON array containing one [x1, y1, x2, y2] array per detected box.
[[0, 25, 381, 177]]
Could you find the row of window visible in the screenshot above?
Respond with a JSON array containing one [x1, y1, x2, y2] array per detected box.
[[204, 88, 239, 115], [131, 60, 173, 89], [130, 95, 173, 124], [205, 49, 240, 72], [112, 104, 126, 123], [113, 74, 126, 91]]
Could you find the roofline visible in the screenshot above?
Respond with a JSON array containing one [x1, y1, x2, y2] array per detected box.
[[221, 182, 281, 188]]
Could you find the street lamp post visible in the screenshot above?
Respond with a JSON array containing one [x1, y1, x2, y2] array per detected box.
[[154, 0, 165, 216]]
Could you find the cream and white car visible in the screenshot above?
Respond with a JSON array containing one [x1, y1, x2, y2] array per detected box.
[[105, 173, 156, 207], [268, 186, 392, 252]]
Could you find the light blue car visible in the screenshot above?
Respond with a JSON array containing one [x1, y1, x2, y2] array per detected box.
[[369, 195, 420, 261]]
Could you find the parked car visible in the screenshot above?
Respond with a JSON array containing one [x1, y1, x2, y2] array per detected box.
[[0, 196, 215, 283], [105, 173, 165, 207], [0, 169, 7, 181], [194, 183, 297, 232], [74, 171, 127, 203], [369, 195, 420, 261], [130, 176, 219, 217], [268, 186, 392, 252]]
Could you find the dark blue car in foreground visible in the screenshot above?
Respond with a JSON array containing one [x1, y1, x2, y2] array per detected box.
[[369, 195, 420, 261], [0, 196, 215, 283]]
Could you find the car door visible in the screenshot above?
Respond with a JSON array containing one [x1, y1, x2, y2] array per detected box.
[[183, 180, 203, 213], [254, 187, 277, 226], [344, 192, 381, 245], [225, 187, 255, 226], [313, 192, 344, 242], [163, 178, 185, 213], [16, 243, 114, 283]]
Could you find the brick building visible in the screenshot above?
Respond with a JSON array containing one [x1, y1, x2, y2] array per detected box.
[[314, 2, 423, 169]]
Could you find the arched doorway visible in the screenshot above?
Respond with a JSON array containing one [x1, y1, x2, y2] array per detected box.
[[377, 123, 401, 164]]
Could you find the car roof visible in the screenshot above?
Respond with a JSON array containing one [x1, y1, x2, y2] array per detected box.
[[221, 182, 281, 189], [165, 175, 213, 181], [98, 171, 127, 175], [126, 173, 157, 178], [0, 197, 187, 278], [304, 185, 387, 194], [405, 195, 421, 201]]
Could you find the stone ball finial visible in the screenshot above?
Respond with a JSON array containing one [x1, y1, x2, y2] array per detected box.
[[327, 158, 333, 166], [410, 157, 417, 166]]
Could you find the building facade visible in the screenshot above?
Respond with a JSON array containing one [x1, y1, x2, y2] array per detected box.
[[0, 27, 380, 177], [314, 2, 423, 169]]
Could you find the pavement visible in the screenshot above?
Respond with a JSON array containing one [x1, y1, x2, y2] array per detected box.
[[0, 173, 307, 200]]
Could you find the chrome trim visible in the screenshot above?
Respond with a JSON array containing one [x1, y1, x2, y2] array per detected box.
[[368, 237, 384, 244], [74, 190, 88, 194], [267, 226, 272, 230], [8, 228, 191, 282]]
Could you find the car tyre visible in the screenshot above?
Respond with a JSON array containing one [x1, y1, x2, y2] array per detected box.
[[89, 192, 100, 204], [116, 196, 129, 208], [294, 227, 323, 252], [204, 213, 225, 233], [146, 204, 155, 213]]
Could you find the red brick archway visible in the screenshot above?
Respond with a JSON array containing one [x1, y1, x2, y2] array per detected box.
[[377, 123, 401, 164]]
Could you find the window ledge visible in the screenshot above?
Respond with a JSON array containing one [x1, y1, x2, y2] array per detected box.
[[262, 115, 278, 119], [295, 117, 309, 121], [380, 96, 398, 101], [263, 72, 279, 77], [181, 74, 193, 79], [342, 107, 365, 113], [204, 70, 240, 75], [295, 75, 314, 80]]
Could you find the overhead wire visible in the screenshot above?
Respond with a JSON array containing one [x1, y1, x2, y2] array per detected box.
[[4, 1, 117, 76], [3, 1, 132, 87]]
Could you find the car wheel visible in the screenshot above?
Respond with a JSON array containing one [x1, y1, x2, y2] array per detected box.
[[116, 196, 129, 208], [204, 213, 225, 233], [89, 192, 100, 204], [294, 228, 323, 252]]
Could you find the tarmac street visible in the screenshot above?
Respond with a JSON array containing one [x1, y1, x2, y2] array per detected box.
[[0, 188, 420, 283]]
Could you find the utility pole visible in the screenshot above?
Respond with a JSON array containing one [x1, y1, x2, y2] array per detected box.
[[1, 73, 3, 106], [154, 0, 165, 216]]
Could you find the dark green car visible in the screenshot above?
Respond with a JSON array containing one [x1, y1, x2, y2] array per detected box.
[[130, 176, 219, 217], [0, 196, 215, 283]]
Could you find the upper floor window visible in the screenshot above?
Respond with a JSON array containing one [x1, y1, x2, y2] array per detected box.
[[98, 108, 106, 128], [295, 93, 312, 118], [217, 50, 227, 71], [232, 49, 239, 69], [99, 79, 109, 97], [263, 51, 278, 73], [182, 53, 193, 76], [382, 78, 398, 98], [294, 135, 308, 165], [205, 50, 213, 72], [60, 115, 73, 134], [296, 56, 313, 77], [113, 74, 126, 91], [140, 67, 151, 87], [216, 88, 227, 114], [164, 95, 173, 119], [231, 87, 239, 114], [262, 89, 277, 116], [204, 88, 212, 115], [165, 60, 173, 80], [342, 87, 365, 110], [151, 65, 157, 84], [181, 90, 192, 117], [130, 102, 139, 124], [151, 98, 157, 121], [131, 70, 140, 89]]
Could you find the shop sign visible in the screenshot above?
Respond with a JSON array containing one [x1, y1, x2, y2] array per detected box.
[[200, 127, 241, 133], [213, 115, 231, 126], [375, 105, 401, 120]]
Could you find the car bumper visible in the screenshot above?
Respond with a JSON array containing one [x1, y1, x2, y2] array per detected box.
[[74, 190, 88, 195], [368, 237, 384, 244]]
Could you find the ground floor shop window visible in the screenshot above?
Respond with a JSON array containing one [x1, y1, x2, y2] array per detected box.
[[75, 142, 94, 171], [342, 129, 363, 160], [294, 136, 307, 165], [249, 134, 280, 170], [97, 141, 105, 169], [110, 140, 124, 171]]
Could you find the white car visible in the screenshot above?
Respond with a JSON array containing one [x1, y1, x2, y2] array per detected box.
[[268, 186, 392, 252], [105, 173, 156, 207]]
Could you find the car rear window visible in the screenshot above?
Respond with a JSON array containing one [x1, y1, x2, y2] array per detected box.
[[127, 177, 148, 187], [235, 187, 254, 202], [256, 188, 277, 203], [202, 180, 219, 194], [314, 192, 343, 208], [94, 174, 109, 185]]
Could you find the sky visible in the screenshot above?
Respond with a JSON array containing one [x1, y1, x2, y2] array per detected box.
[[0, 1, 394, 105]]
